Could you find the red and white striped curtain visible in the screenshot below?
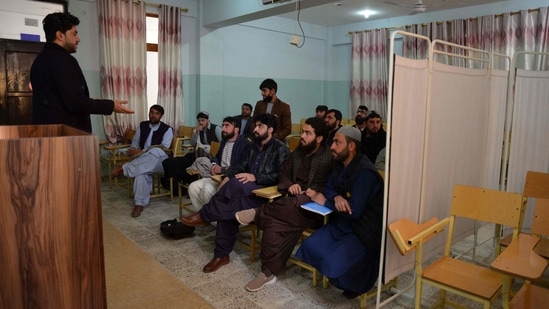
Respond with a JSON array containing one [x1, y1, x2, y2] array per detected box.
[[157, 5, 183, 129], [350, 29, 389, 120], [97, 0, 147, 142]]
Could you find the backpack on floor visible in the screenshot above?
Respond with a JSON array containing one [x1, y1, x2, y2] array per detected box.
[[160, 219, 195, 240]]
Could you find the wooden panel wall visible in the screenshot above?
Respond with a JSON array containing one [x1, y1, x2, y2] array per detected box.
[[0, 125, 106, 308]]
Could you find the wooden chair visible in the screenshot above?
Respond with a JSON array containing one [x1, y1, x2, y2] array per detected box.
[[176, 125, 194, 154], [209, 141, 220, 158], [500, 171, 549, 253], [287, 135, 300, 152], [389, 185, 526, 308], [100, 128, 135, 187], [491, 233, 549, 309], [411, 185, 526, 309], [237, 186, 282, 262]]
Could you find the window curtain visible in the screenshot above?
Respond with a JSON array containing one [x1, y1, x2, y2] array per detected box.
[[157, 5, 183, 129], [97, 0, 147, 143], [350, 29, 388, 120], [404, 6, 549, 70]]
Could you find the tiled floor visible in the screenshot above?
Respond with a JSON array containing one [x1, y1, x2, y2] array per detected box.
[[100, 181, 530, 309]]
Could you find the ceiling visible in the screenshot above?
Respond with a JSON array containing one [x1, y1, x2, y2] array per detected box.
[[278, 0, 505, 27]]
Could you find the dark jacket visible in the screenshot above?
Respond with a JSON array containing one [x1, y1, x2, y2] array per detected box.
[[31, 43, 114, 132], [225, 137, 290, 186], [361, 127, 387, 163], [233, 115, 253, 138], [139, 121, 171, 149], [212, 135, 250, 174], [334, 153, 384, 250], [278, 144, 333, 193]]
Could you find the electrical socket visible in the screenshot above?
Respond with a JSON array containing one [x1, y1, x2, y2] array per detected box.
[[290, 35, 300, 46]]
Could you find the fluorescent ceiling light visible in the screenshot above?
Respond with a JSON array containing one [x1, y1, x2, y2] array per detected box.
[[359, 10, 375, 19]]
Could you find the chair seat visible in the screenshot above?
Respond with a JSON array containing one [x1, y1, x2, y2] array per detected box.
[[510, 284, 549, 308], [423, 256, 504, 300]]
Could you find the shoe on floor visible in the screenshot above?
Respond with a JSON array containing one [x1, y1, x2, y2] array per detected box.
[[203, 255, 230, 273], [245, 272, 276, 292], [131, 205, 144, 217], [235, 208, 256, 225]]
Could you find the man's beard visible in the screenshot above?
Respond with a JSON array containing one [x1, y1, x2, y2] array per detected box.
[[332, 147, 349, 162], [296, 139, 317, 154], [354, 115, 365, 125], [253, 131, 269, 143], [149, 118, 160, 124], [326, 122, 336, 131], [222, 131, 235, 140], [263, 96, 273, 103]]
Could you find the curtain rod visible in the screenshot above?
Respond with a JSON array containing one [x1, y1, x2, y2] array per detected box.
[[348, 7, 541, 33], [348, 26, 403, 34], [119, 0, 189, 13]]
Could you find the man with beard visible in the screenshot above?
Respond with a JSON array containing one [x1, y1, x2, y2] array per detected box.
[[324, 109, 342, 147], [234, 103, 254, 138], [180, 114, 290, 273], [361, 111, 387, 163], [352, 105, 369, 131], [234, 117, 332, 292], [295, 126, 384, 299], [252, 78, 292, 141], [187, 116, 250, 214], [31, 12, 133, 132], [110, 105, 173, 217]]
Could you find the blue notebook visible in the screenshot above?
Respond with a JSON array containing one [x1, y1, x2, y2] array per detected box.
[[300, 202, 332, 216]]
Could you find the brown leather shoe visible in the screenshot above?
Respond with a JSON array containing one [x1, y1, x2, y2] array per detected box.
[[180, 212, 208, 228], [131, 205, 144, 217], [203, 255, 230, 273], [111, 167, 124, 178]]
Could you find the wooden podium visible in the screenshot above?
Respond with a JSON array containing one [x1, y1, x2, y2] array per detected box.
[[0, 125, 106, 308]]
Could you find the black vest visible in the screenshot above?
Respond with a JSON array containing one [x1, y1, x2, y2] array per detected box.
[[139, 121, 171, 149], [203, 123, 220, 144]]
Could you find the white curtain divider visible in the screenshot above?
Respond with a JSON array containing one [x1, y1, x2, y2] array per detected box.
[[383, 55, 429, 281], [378, 32, 504, 308], [482, 66, 510, 190], [506, 64, 549, 228], [421, 59, 491, 247]]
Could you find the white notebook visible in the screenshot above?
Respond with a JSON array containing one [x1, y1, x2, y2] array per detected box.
[[300, 201, 333, 216]]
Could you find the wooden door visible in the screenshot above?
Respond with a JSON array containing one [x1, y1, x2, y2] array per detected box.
[[0, 39, 44, 125]]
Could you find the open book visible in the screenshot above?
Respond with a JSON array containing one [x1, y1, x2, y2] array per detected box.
[[300, 201, 332, 216]]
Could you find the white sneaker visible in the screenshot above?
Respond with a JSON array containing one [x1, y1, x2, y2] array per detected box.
[[245, 272, 276, 292]]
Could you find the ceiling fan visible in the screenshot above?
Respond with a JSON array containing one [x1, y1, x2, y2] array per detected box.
[[386, 0, 427, 15]]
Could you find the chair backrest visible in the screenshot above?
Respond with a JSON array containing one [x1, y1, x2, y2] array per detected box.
[[449, 185, 526, 254], [210, 141, 221, 157], [532, 198, 549, 237], [124, 128, 136, 143], [523, 171, 549, 199], [451, 185, 525, 227], [177, 126, 193, 138], [291, 123, 301, 134], [287, 136, 300, 152]]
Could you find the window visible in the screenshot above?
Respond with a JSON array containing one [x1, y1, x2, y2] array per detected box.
[[146, 14, 158, 110]]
